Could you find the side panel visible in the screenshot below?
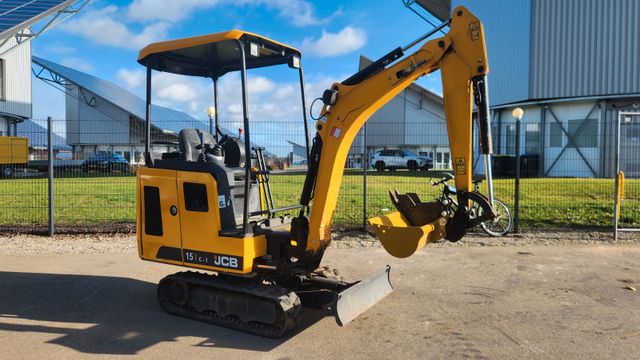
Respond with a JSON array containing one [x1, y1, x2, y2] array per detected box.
[[136, 166, 267, 274], [138, 167, 183, 266], [177, 170, 221, 249], [177, 170, 266, 274]]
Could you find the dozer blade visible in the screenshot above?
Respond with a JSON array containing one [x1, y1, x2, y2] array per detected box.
[[333, 265, 393, 326], [368, 211, 447, 258]]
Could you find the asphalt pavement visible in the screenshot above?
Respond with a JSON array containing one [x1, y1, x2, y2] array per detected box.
[[0, 244, 638, 359]]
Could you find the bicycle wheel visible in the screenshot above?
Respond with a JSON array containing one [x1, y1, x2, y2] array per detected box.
[[478, 199, 512, 237]]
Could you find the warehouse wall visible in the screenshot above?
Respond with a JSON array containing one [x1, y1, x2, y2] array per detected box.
[[452, 0, 532, 106], [0, 37, 32, 119], [531, 0, 640, 99], [66, 87, 130, 145]]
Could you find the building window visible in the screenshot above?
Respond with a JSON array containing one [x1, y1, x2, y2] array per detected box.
[[525, 123, 541, 155], [550, 122, 563, 147], [568, 118, 598, 148], [0, 59, 5, 101], [505, 124, 515, 155]]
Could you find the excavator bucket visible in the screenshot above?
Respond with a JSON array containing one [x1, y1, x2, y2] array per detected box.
[[333, 265, 393, 326], [368, 211, 447, 258]]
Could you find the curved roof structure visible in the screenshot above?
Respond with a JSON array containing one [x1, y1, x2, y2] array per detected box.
[[32, 56, 204, 134]]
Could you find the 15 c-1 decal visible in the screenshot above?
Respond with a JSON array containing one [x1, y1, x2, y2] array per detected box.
[[183, 249, 243, 270]]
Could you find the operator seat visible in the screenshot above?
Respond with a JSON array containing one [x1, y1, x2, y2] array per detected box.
[[179, 129, 216, 161]]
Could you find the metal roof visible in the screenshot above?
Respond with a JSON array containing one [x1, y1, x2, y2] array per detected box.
[[0, 0, 74, 40], [410, 0, 451, 22], [32, 56, 205, 134], [16, 119, 69, 149], [31, 56, 275, 156], [138, 30, 301, 78]]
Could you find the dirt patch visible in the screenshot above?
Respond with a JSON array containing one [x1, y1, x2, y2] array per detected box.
[[332, 228, 640, 248], [1, 228, 638, 256]]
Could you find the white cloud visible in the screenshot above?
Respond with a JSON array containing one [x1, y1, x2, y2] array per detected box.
[[126, 0, 334, 27], [60, 57, 94, 72], [256, 0, 337, 27], [112, 65, 343, 154], [116, 68, 145, 89], [302, 27, 367, 57], [61, 6, 169, 50], [126, 0, 219, 23]]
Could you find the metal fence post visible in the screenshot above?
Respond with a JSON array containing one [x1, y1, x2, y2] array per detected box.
[[47, 116, 54, 236], [514, 117, 521, 234], [362, 123, 368, 230], [613, 111, 621, 241]]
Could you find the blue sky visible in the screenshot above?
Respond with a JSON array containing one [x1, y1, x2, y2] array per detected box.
[[31, 0, 445, 153]]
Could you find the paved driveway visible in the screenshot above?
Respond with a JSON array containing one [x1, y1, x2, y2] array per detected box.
[[0, 244, 638, 359]]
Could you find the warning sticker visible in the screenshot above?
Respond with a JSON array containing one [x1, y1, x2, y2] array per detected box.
[[455, 158, 466, 175], [330, 126, 342, 138], [469, 22, 481, 41]]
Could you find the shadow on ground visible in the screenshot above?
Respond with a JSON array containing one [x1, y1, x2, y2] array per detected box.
[[0, 272, 326, 355]]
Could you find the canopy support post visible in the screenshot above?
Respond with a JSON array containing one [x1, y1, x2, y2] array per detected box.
[[145, 66, 153, 166], [213, 77, 220, 141], [298, 67, 310, 163], [237, 40, 252, 235]]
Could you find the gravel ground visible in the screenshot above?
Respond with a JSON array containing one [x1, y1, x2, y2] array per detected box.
[[0, 229, 638, 256]]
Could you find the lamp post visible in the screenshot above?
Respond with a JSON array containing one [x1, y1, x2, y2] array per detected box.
[[207, 106, 216, 135], [512, 107, 523, 234]]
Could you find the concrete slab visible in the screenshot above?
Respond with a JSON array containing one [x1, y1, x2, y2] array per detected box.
[[0, 245, 638, 359]]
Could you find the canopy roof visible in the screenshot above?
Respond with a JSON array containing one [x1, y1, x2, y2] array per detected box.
[[137, 30, 301, 78]]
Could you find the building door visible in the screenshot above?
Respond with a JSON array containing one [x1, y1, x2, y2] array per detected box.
[[434, 147, 451, 170], [620, 113, 640, 178]]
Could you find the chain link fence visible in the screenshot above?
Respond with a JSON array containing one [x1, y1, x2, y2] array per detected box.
[[1, 116, 639, 234]]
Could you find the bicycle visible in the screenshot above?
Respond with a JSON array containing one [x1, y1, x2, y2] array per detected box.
[[431, 173, 513, 237]]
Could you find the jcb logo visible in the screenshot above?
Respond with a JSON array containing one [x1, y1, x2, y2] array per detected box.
[[183, 249, 243, 270], [214, 255, 239, 269]]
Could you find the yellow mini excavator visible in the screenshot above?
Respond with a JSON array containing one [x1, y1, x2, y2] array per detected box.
[[135, 6, 496, 337]]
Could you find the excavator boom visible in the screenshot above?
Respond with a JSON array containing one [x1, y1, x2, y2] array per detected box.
[[297, 6, 495, 258]]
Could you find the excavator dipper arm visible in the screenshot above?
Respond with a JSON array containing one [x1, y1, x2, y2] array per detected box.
[[296, 6, 495, 258]]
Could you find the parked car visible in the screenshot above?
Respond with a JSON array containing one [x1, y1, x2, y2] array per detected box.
[[371, 149, 432, 171], [83, 152, 130, 172]]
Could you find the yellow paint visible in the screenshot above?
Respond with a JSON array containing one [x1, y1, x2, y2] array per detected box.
[[0, 137, 28, 165], [138, 30, 300, 63], [616, 171, 625, 220], [368, 212, 447, 258], [136, 167, 266, 274], [305, 6, 489, 254], [134, 5, 492, 267], [618, 171, 625, 199]]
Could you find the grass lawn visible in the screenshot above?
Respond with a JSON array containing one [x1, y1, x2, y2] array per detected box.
[[0, 172, 638, 229]]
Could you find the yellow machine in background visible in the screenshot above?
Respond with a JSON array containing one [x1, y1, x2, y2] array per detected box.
[[0, 136, 28, 178], [135, 6, 496, 337]]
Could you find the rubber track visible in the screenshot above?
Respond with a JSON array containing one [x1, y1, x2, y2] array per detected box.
[[157, 271, 302, 338]]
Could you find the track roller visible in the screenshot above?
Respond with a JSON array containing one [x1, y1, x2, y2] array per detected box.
[[157, 271, 302, 338]]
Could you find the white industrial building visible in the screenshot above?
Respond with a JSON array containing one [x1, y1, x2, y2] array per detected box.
[[0, 0, 87, 138], [349, 56, 450, 170], [32, 57, 206, 163], [0, 29, 32, 136], [412, 0, 640, 178]]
